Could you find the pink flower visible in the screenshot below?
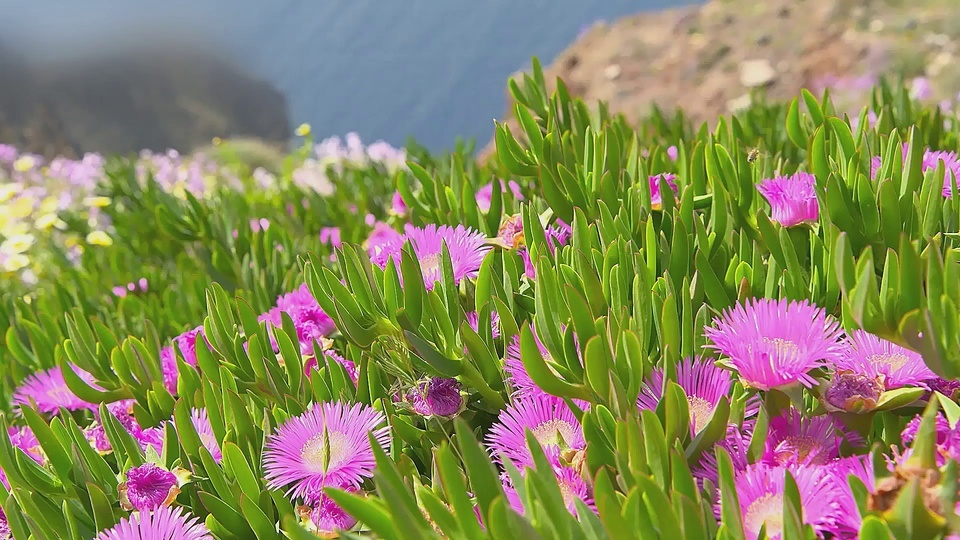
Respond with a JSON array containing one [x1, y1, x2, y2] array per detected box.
[[756, 172, 818, 227]]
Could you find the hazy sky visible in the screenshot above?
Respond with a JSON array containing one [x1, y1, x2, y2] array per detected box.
[[1, 0, 697, 149]]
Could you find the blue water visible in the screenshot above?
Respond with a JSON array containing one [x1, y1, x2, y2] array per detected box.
[[1, 0, 697, 150]]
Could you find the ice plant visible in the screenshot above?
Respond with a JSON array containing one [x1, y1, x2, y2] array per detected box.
[[486, 395, 585, 469], [693, 424, 751, 487], [828, 455, 875, 537], [466, 310, 501, 338], [503, 462, 595, 517], [731, 463, 842, 540], [872, 144, 960, 197], [301, 491, 359, 537], [503, 331, 574, 400], [823, 370, 885, 412], [304, 349, 359, 383], [407, 377, 464, 418], [636, 356, 760, 434], [649, 173, 679, 210], [259, 284, 337, 354], [93, 505, 212, 540], [756, 172, 819, 227], [190, 408, 222, 463], [704, 298, 844, 390], [118, 463, 180, 511], [835, 330, 937, 389], [763, 409, 857, 466], [263, 402, 391, 500], [476, 180, 523, 213], [370, 224, 490, 290], [519, 224, 571, 280], [13, 364, 100, 414]]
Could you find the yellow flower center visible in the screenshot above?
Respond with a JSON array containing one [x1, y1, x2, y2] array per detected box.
[[744, 493, 785, 539], [762, 337, 800, 358], [687, 396, 715, 433], [420, 253, 442, 275], [301, 430, 350, 473], [867, 353, 909, 372], [530, 419, 577, 449]]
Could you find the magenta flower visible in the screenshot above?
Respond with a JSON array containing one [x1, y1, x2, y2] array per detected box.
[[0, 508, 9, 539], [407, 378, 464, 418], [260, 284, 336, 355], [823, 370, 885, 412], [872, 144, 960, 197], [834, 330, 936, 389], [365, 221, 403, 260], [320, 226, 342, 247], [9, 426, 42, 462], [263, 402, 390, 500], [901, 412, 955, 448], [756, 172, 819, 227], [93, 505, 212, 540], [731, 463, 842, 540], [704, 298, 844, 390], [161, 328, 207, 395], [693, 424, 751, 487], [828, 455, 875, 537], [667, 146, 679, 161], [477, 180, 524, 213], [649, 173, 679, 209], [308, 491, 358, 535], [637, 356, 760, 434], [495, 214, 525, 249], [173, 326, 206, 367], [13, 365, 100, 414], [466, 310, 501, 339], [370, 224, 490, 290], [504, 334, 558, 399], [190, 409, 222, 463], [486, 395, 585, 469], [119, 463, 178, 511], [390, 191, 407, 216], [928, 377, 960, 400], [304, 349, 359, 384], [520, 224, 572, 280], [894, 413, 960, 467], [762, 409, 858, 467], [503, 463, 594, 517]]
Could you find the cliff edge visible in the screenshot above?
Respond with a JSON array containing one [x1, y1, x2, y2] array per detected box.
[[480, 0, 960, 160]]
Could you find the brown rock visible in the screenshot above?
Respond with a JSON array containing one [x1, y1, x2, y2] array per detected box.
[[478, 0, 960, 163]]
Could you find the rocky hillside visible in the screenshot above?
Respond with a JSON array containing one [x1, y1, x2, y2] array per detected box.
[[480, 0, 960, 160], [0, 42, 290, 159]]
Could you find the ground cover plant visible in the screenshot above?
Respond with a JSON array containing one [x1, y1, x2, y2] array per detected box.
[[2, 57, 960, 539]]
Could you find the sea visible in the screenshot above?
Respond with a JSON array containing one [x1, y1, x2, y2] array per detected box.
[[0, 0, 697, 151]]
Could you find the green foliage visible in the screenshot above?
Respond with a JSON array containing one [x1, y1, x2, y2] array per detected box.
[[3, 56, 960, 539]]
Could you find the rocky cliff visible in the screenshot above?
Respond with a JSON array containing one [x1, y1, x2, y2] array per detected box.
[[480, 0, 960, 160], [0, 42, 290, 159]]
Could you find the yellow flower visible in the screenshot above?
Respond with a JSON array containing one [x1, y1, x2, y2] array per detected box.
[[12, 156, 36, 172], [2, 254, 29, 272], [39, 196, 60, 214], [35, 213, 66, 230], [0, 184, 21, 203], [86, 231, 113, 246], [10, 196, 34, 219], [1, 234, 36, 254], [295, 123, 312, 137], [212, 137, 222, 146], [82, 196, 112, 208]]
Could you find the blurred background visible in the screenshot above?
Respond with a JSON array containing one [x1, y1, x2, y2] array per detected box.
[[0, 0, 676, 156]]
